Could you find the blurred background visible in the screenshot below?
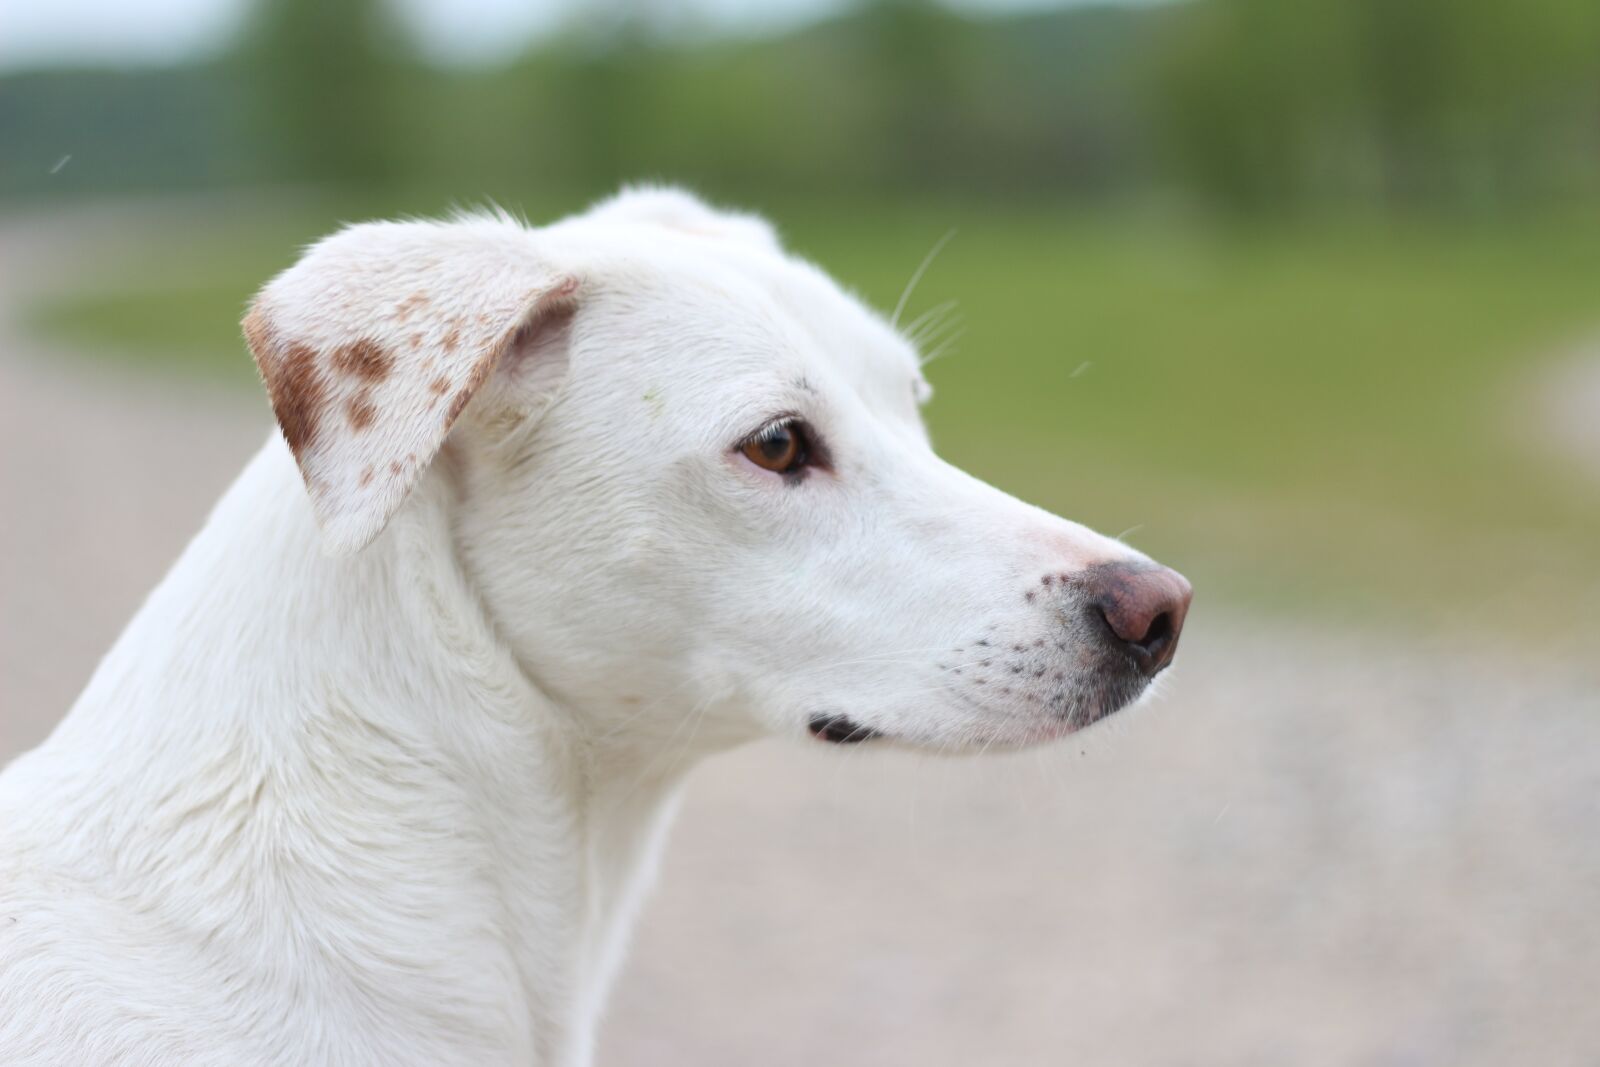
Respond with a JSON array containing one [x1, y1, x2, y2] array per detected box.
[[1, 0, 1597, 1063]]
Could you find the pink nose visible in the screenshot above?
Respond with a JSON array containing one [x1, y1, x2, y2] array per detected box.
[[1082, 562, 1193, 674]]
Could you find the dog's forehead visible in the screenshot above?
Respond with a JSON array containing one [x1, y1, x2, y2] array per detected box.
[[552, 218, 925, 407], [770, 257, 926, 413]]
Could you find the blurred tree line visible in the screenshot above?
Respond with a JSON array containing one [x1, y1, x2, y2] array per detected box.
[[2, 0, 1597, 214], [1154, 0, 1600, 211]]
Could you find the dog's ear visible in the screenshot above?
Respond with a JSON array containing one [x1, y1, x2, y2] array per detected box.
[[243, 217, 577, 555]]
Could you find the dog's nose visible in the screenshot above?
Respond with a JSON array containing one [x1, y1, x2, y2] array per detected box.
[[1082, 562, 1192, 674]]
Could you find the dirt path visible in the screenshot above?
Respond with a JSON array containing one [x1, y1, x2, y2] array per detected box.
[[2, 205, 1598, 1067]]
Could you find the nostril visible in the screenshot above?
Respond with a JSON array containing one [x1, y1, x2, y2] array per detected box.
[[1094, 602, 1169, 652], [1134, 611, 1172, 655]]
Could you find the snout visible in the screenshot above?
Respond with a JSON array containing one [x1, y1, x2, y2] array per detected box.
[[1079, 561, 1192, 675]]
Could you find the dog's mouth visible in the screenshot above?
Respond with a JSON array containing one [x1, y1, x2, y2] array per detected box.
[[806, 659, 1156, 749], [807, 714, 882, 745]]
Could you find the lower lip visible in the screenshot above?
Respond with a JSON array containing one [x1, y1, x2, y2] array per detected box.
[[807, 715, 881, 744]]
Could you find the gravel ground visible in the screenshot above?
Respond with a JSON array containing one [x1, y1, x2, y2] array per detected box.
[[3, 205, 1598, 1066]]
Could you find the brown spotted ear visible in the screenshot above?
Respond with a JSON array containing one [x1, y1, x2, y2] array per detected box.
[[243, 216, 577, 554]]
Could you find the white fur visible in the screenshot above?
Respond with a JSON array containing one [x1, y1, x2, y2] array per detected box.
[[0, 186, 1155, 1065]]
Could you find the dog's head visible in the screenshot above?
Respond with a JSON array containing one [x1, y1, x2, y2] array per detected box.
[[243, 187, 1190, 752]]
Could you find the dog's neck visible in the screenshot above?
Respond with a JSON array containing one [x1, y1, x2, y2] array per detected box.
[[29, 438, 693, 1065]]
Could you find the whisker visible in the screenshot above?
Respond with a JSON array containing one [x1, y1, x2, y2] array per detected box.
[[915, 321, 960, 363], [784, 644, 972, 676], [909, 315, 963, 356], [920, 331, 965, 367], [904, 300, 960, 346], [913, 315, 962, 345], [904, 298, 957, 336], [610, 691, 719, 805], [891, 228, 958, 329]]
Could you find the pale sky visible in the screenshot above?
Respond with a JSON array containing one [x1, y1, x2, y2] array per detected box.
[[1, 0, 1156, 72]]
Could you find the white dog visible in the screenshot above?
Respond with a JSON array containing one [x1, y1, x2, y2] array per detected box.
[[0, 188, 1190, 1066]]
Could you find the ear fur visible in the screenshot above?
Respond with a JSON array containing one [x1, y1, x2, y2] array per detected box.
[[243, 216, 576, 554]]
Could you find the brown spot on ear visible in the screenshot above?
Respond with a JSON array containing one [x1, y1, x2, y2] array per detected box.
[[259, 341, 326, 459], [359, 465, 374, 487], [446, 389, 472, 423], [390, 460, 403, 476], [394, 292, 430, 322], [409, 332, 424, 350], [430, 375, 450, 396], [345, 394, 377, 432], [332, 338, 392, 382], [441, 324, 461, 353]]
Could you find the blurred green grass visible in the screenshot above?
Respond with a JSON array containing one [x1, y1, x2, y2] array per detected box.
[[23, 198, 1600, 639]]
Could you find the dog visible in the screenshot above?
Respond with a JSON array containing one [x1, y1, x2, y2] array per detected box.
[[0, 187, 1191, 1066]]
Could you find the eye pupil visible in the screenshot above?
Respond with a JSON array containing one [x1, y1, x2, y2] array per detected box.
[[741, 421, 807, 473], [761, 429, 792, 462]]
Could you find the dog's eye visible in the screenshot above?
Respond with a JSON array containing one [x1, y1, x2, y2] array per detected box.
[[740, 419, 811, 475]]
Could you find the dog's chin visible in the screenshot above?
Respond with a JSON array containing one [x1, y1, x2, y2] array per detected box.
[[807, 671, 1155, 751]]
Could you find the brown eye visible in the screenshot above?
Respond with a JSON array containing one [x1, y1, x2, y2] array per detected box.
[[741, 421, 809, 474]]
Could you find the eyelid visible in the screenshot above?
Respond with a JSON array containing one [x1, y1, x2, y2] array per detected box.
[[736, 412, 802, 450], [754, 417, 797, 441]]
